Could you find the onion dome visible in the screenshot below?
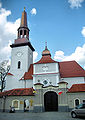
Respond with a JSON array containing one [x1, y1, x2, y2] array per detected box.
[[34, 43, 57, 64], [42, 42, 51, 56]]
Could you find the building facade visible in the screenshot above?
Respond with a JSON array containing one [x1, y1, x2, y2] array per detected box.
[[0, 9, 85, 112]]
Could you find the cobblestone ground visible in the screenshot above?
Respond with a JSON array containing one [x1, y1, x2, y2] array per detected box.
[[0, 112, 85, 120]]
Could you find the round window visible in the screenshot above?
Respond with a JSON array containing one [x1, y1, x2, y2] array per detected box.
[[43, 80, 48, 85]]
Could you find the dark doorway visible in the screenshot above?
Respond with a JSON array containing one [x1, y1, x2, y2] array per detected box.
[[44, 91, 58, 111]]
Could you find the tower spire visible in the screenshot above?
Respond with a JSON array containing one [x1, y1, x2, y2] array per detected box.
[[20, 7, 27, 27], [17, 8, 30, 39]]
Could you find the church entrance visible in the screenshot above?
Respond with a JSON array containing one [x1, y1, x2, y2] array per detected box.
[[44, 91, 58, 111]]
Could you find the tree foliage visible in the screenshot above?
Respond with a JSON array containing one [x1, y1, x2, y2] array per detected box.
[[0, 60, 10, 92]]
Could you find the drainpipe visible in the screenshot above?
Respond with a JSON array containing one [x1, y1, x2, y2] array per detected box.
[[3, 96, 6, 112]]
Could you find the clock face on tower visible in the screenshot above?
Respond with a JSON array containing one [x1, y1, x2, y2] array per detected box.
[[16, 52, 23, 57]]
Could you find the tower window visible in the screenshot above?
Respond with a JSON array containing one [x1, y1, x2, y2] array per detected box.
[[18, 61, 21, 69], [24, 30, 26, 35], [24, 30, 26, 38], [20, 30, 22, 35]]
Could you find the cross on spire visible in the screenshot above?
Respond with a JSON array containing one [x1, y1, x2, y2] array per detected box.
[[45, 41, 47, 50]]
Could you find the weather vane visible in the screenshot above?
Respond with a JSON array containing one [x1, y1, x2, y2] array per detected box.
[[45, 41, 47, 49]]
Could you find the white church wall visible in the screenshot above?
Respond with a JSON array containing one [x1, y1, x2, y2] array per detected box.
[[24, 80, 33, 88], [61, 77, 85, 88], [34, 63, 59, 74], [5, 75, 20, 90], [33, 74, 59, 87], [10, 45, 33, 75], [5, 75, 33, 90], [5, 45, 33, 91]]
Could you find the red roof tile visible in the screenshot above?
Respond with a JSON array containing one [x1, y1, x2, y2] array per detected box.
[[67, 83, 85, 93], [21, 64, 33, 80], [59, 61, 85, 78], [34, 55, 57, 64], [21, 61, 85, 80], [0, 88, 34, 97]]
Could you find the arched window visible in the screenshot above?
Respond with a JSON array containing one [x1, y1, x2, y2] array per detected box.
[[20, 30, 23, 38], [20, 30, 22, 35], [24, 30, 26, 35], [18, 61, 21, 69], [24, 30, 26, 38], [12, 100, 20, 110], [74, 99, 80, 107]]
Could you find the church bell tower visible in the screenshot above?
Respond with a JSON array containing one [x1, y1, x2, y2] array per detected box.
[[10, 8, 35, 77]]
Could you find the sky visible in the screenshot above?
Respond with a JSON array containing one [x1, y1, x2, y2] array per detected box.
[[0, 0, 85, 68]]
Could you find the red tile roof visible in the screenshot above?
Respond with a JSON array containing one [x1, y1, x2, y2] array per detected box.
[[67, 83, 85, 93], [34, 55, 57, 64], [0, 88, 34, 97], [59, 61, 85, 78], [21, 61, 85, 80], [21, 64, 33, 80]]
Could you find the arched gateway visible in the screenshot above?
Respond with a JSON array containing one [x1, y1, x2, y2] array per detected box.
[[44, 91, 58, 111]]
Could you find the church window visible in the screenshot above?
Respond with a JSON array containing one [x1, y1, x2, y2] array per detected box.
[[43, 80, 48, 85], [74, 99, 80, 107], [24, 30, 26, 38], [18, 61, 21, 69], [24, 30, 26, 35], [12, 100, 20, 110], [20, 30, 23, 38], [38, 79, 40, 82], [20, 30, 22, 35], [83, 100, 85, 103]]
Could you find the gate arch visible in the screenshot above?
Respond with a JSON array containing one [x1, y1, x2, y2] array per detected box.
[[44, 91, 58, 111]]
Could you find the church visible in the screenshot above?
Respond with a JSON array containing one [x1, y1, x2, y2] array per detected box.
[[0, 9, 85, 112]]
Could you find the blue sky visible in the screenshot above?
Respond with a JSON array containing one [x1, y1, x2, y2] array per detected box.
[[0, 0, 85, 68]]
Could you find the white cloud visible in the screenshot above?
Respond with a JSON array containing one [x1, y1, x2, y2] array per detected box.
[[68, 0, 84, 8], [33, 51, 38, 63], [30, 8, 37, 15], [54, 44, 85, 68], [81, 27, 85, 37], [0, 3, 20, 63], [54, 51, 65, 61]]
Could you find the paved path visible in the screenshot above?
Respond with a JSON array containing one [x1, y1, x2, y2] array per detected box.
[[0, 112, 84, 120]]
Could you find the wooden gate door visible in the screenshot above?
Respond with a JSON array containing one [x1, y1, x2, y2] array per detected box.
[[44, 91, 58, 111]]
